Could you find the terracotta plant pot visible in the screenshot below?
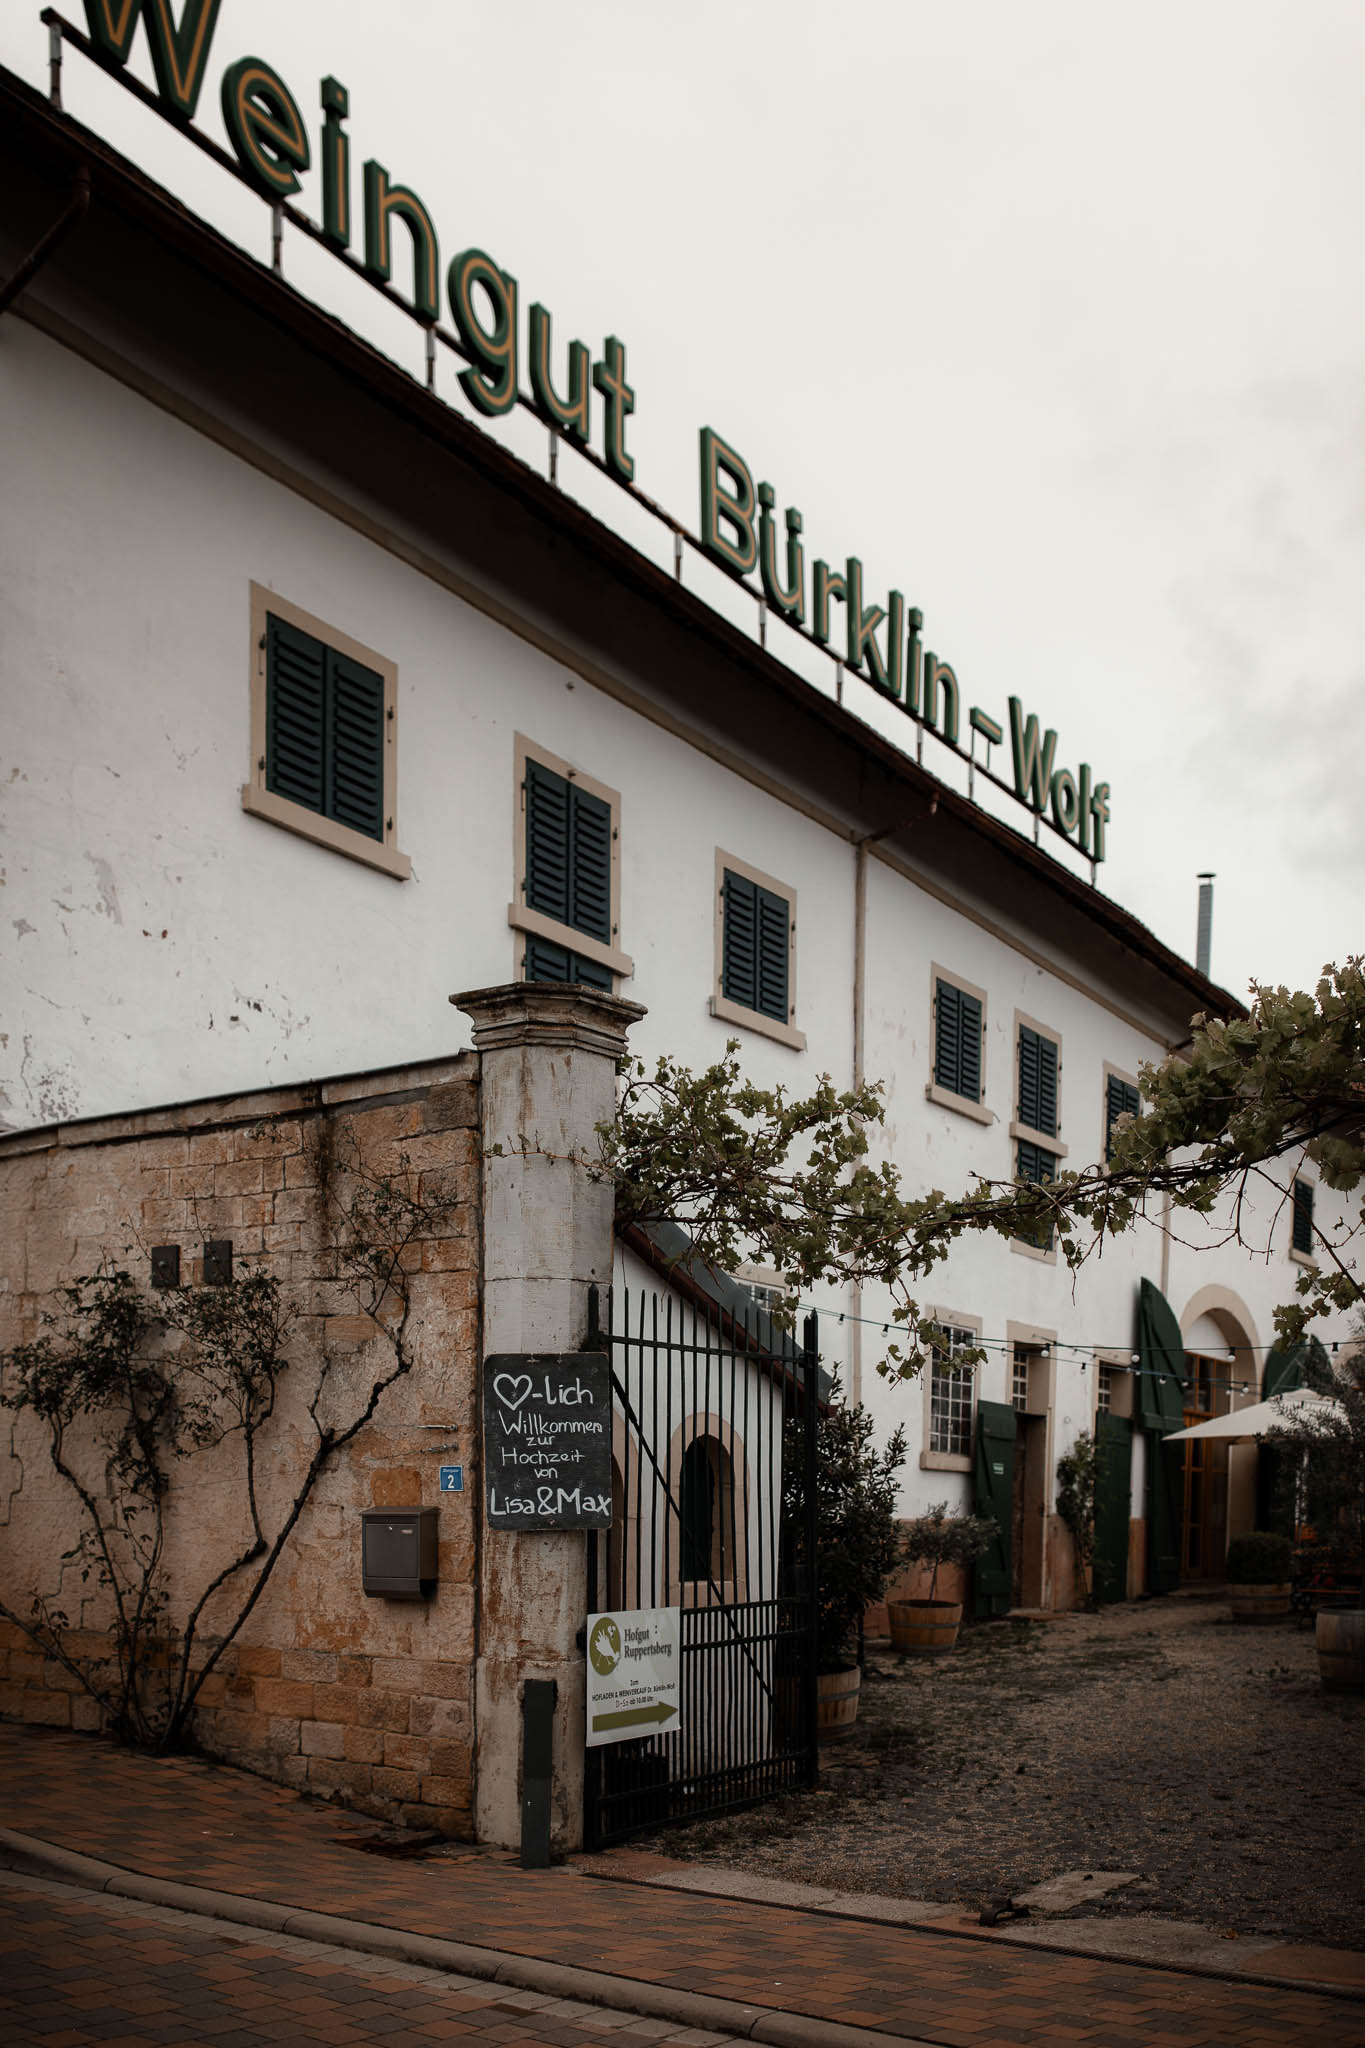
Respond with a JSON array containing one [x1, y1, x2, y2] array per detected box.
[[1227, 1581, 1292, 1623], [1316, 1604, 1365, 1690], [887, 1597, 963, 1655], [816, 1664, 861, 1737]]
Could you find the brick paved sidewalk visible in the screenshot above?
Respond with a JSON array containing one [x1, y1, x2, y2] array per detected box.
[[0, 1868, 749, 2047], [2, 1725, 1363, 2048]]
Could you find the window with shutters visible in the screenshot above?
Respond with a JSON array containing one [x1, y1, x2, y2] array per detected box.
[[242, 585, 408, 878], [925, 968, 992, 1123], [1290, 1177, 1316, 1263], [1103, 1067, 1141, 1164], [1012, 1135, 1058, 1253], [921, 1317, 981, 1467], [710, 851, 806, 1051], [1008, 1011, 1067, 1245], [510, 736, 632, 990]]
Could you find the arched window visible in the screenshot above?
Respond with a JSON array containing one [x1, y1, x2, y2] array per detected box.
[[679, 1436, 734, 1584]]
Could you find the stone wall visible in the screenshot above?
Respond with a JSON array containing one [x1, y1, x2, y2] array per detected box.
[[0, 1054, 481, 1836]]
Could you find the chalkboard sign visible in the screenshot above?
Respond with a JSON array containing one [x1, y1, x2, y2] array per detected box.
[[482, 1353, 613, 1530]]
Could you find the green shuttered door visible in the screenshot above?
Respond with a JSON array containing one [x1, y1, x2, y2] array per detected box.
[[972, 1400, 1017, 1619], [1093, 1411, 1133, 1604]]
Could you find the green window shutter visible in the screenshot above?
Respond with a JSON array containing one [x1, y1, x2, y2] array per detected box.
[[1292, 1179, 1313, 1254], [959, 991, 982, 1100], [1017, 1026, 1057, 1136], [525, 759, 572, 925], [722, 869, 789, 1022], [266, 614, 327, 816], [265, 614, 386, 845], [935, 981, 981, 1098], [971, 1400, 1017, 1619], [525, 762, 614, 947], [934, 981, 960, 1091], [1105, 1075, 1140, 1161], [1015, 1138, 1057, 1249], [722, 870, 758, 1010], [326, 649, 385, 843], [567, 784, 612, 943], [524, 936, 612, 991], [756, 887, 790, 1022]]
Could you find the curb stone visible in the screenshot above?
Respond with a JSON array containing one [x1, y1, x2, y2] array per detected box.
[[0, 1828, 942, 2048]]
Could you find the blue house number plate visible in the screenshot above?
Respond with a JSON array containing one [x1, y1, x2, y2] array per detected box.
[[439, 1465, 464, 1492]]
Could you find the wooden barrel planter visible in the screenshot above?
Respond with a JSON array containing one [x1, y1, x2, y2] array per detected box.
[[1227, 1582, 1292, 1623], [1316, 1606, 1365, 1690], [887, 1598, 963, 1656], [816, 1665, 861, 1737]]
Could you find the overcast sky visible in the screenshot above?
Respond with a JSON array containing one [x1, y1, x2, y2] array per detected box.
[[6, 1, 1361, 1000]]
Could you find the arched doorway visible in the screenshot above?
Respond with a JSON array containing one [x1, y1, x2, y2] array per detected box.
[[1177, 1291, 1261, 1579]]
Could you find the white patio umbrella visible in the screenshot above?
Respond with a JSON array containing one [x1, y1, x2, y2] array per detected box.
[[1164, 1387, 1345, 1443]]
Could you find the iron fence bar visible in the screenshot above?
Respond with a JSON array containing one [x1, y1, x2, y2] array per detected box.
[[801, 1310, 820, 1786]]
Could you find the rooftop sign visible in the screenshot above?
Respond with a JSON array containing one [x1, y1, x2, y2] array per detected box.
[[63, 1, 1111, 864]]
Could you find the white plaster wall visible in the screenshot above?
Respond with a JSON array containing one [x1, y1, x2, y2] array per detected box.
[[3, 318, 1355, 1535]]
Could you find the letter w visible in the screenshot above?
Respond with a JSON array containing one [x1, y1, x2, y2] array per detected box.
[[83, 0, 223, 120], [1008, 696, 1058, 812]]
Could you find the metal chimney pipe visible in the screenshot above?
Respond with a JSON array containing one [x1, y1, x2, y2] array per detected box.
[[1196, 873, 1215, 978]]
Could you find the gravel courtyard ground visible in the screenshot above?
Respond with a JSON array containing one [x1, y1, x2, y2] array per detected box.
[[645, 1592, 1365, 1951]]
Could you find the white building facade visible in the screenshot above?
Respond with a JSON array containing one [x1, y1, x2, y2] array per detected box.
[[2, 39, 1351, 1619]]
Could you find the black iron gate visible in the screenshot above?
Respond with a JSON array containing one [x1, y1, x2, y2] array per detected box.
[[584, 1284, 820, 1848]]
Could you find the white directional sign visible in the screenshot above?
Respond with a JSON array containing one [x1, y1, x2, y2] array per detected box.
[[585, 1606, 681, 1748]]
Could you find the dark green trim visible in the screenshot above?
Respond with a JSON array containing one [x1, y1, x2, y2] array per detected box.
[[528, 304, 591, 446], [220, 56, 310, 199], [448, 248, 519, 415], [83, 0, 223, 121]]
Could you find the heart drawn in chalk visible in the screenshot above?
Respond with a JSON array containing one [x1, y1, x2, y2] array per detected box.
[[493, 1373, 534, 1412]]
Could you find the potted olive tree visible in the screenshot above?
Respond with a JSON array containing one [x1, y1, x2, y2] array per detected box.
[[887, 1502, 998, 1655], [1224, 1531, 1294, 1622], [785, 1393, 906, 1734]]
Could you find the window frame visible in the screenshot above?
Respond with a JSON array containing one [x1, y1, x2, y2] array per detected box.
[[509, 734, 633, 982], [242, 583, 410, 879], [1009, 1010, 1067, 1155], [920, 1309, 982, 1472], [710, 849, 806, 1051], [1102, 1062, 1141, 1165], [925, 964, 994, 1125]]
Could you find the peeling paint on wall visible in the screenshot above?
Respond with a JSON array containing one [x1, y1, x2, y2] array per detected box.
[[87, 854, 124, 925]]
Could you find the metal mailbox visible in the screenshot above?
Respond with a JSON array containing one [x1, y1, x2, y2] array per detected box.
[[360, 1507, 439, 1599]]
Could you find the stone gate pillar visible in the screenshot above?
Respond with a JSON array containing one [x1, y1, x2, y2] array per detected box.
[[452, 982, 646, 1852]]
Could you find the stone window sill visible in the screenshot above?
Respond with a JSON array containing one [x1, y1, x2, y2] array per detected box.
[[926, 1083, 994, 1126], [709, 994, 807, 1052], [920, 1449, 971, 1472], [241, 785, 411, 880], [1009, 1119, 1068, 1158], [508, 902, 634, 979]]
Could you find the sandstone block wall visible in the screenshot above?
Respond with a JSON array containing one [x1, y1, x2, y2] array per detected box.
[[0, 1055, 482, 1836]]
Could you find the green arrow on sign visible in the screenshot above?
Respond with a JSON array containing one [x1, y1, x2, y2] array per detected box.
[[591, 1700, 678, 1732]]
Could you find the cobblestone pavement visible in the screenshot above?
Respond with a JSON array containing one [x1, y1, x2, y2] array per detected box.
[[0, 1868, 747, 2047], [3, 1718, 1364, 2047], [645, 1593, 1365, 1950]]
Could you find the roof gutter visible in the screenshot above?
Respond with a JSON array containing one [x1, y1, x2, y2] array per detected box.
[[0, 161, 88, 317]]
